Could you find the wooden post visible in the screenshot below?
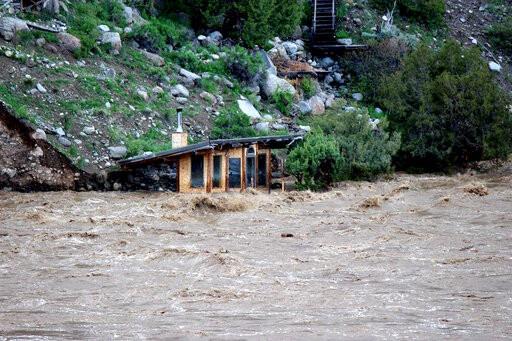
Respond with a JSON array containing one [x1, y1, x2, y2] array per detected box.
[[224, 151, 229, 192], [267, 149, 272, 193], [254, 144, 259, 189], [176, 159, 180, 193], [241, 147, 246, 192], [205, 152, 213, 193]]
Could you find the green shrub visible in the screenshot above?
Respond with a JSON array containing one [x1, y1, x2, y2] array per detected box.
[[370, 0, 446, 27], [211, 107, 257, 139], [272, 90, 294, 115], [225, 46, 264, 82], [129, 17, 187, 53], [124, 128, 172, 157], [286, 130, 345, 190], [486, 16, 512, 53], [311, 105, 401, 180], [300, 77, 317, 98], [378, 40, 512, 171]]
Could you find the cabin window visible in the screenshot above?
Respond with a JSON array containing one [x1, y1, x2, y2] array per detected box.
[[191, 155, 204, 188], [229, 157, 241, 188], [258, 154, 267, 186], [213, 155, 222, 188], [246, 147, 256, 188]]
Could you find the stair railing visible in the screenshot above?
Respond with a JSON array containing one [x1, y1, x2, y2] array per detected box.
[[313, 0, 317, 34], [332, 0, 335, 31]]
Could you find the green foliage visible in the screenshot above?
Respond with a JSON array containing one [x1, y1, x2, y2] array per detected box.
[[124, 128, 172, 157], [378, 40, 512, 171], [370, 0, 446, 27], [15, 30, 59, 45], [300, 77, 316, 99], [272, 90, 294, 115], [0, 85, 34, 123], [486, 16, 512, 53], [225, 45, 264, 82], [311, 106, 401, 180], [129, 17, 187, 53], [167, 0, 304, 46], [286, 131, 345, 190], [211, 107, 257, 139]]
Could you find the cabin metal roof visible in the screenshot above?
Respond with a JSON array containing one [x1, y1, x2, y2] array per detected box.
[[118, 134, 304, 168]]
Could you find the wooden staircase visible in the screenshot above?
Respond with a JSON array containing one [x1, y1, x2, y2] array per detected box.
[[311, 0, 367, 53], [312, 0, 336, 45]]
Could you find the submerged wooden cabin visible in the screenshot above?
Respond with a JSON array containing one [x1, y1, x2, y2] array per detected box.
[[118, 112, 302, 193]]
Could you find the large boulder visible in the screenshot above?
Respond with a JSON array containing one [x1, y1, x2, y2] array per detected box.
[[171, 84, 189, 98], [0, 17, 29, 41], [308, 96, 325, 115], [262, 72, 296, 97], [141, 50, 164, 66], [100, 32, 122, 51], [57, 32, 81, 51], [108, 146, 128, 159], [237, 99, 262, 122], [179, 68, 201, 82]]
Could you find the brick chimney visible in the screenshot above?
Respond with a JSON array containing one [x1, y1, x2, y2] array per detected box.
[[172, 108, 188, 149]]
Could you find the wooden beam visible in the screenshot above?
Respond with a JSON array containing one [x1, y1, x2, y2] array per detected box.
[[205, 152, 213, 193], [224, 151, 229, 192], [267, 149, 272, 193], [241, 147, 246, 192]]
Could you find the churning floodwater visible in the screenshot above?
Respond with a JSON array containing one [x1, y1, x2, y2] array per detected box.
[[0, 170, 511, 339]]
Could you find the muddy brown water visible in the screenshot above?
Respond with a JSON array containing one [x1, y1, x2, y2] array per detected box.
[[0, 171, 511, 339]]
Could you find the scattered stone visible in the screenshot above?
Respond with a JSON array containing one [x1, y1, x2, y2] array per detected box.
[[137, 90, 149, 101], [352, 93, 363, 101], [58, 136, 72, 147], [200, 91, 217, 104], [1, 168, 17, 178], [171, 84, 190, 98], [464, 183, 489, 196], [113, 182, 122, 191], [36, 83, 47, 94], [32, 129, 47, 141], [179, 68, 201, 82], [57, 32, 81, 51], [208, 31, 223, 45], [319, 56, 335, 68], [0, 17, 29, 41], [152, 86, 164, 95], [31, 146, 44, 158], [337, 38, 353, 45], [255, 122, 270, 132], [55, 127, 66, 136], [100, 32, 122, 51], [282, 41, 299, 56], [141, 50, 165, 66], [176, 97, 188, 104], [489, 62, 502, 73], [83, 126, 95, 135], [298, 100, 312, 114], [262, 72, 296, 97], [237, 99, 262, 122], [108, 146, 128, 159], [97, 24, 110, 32], [299, 125, 311, 132], [308, 96, 325, 115], [36, 37, 46, 47]]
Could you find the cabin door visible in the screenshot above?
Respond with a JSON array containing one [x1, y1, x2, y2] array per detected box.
[[228, 157, 241, 190]]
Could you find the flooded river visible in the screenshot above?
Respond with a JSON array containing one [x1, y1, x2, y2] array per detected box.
[[0, 169, 511, 339]]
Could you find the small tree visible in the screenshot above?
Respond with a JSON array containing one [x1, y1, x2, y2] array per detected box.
[[286, 131, 346, 190], [379, 40, 512, 171], [312, 105, 401, 180]]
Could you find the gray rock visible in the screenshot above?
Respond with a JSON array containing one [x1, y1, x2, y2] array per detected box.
[[375, 107, 383, 114], [1, 168, 17, 178], [0, 17, 29, 41], [298, 100, 312, 114], [299, 125, 311, 132], [489, 62, 502, 73], [36, 38, 46, 47], [262, 72, 296, 97], [108, 146, 128, 159], [237, 99, 262, 122], [319, 56, 335, 68], [223, 77, 234, 89], [171, 84, 189, 97], [57, 32, 81, 51], [55, 127, 66, 137], [282, 41, 299, 56], [325, 95, 335, 108], [272, 123, 287, 130], [36, 83, 47, 94], [309, 96, 325, 115], [208, 31, 223, 44], [200, 91, 217, 104], [337, 38, 353, 45], [137, 90, 149, 101], [83, 126, 95, 135], [100, 32, 122, 51], [255, 122, 270, 132], [97, 24, 110, 32], [324, 75, 334, 85], [152, 86, 164, 95], [58, 136, 72, 147], [179, 68, 201, 82], [32, 128, 47, 141], [352, 93, 363, 101], [99, 63, 116, 79], [176, 97, 188, 104], [333, 72, 343, 83], [141, 50, 165, 66], [113, 182, 122, 191], [259, 51, 277, 76]]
